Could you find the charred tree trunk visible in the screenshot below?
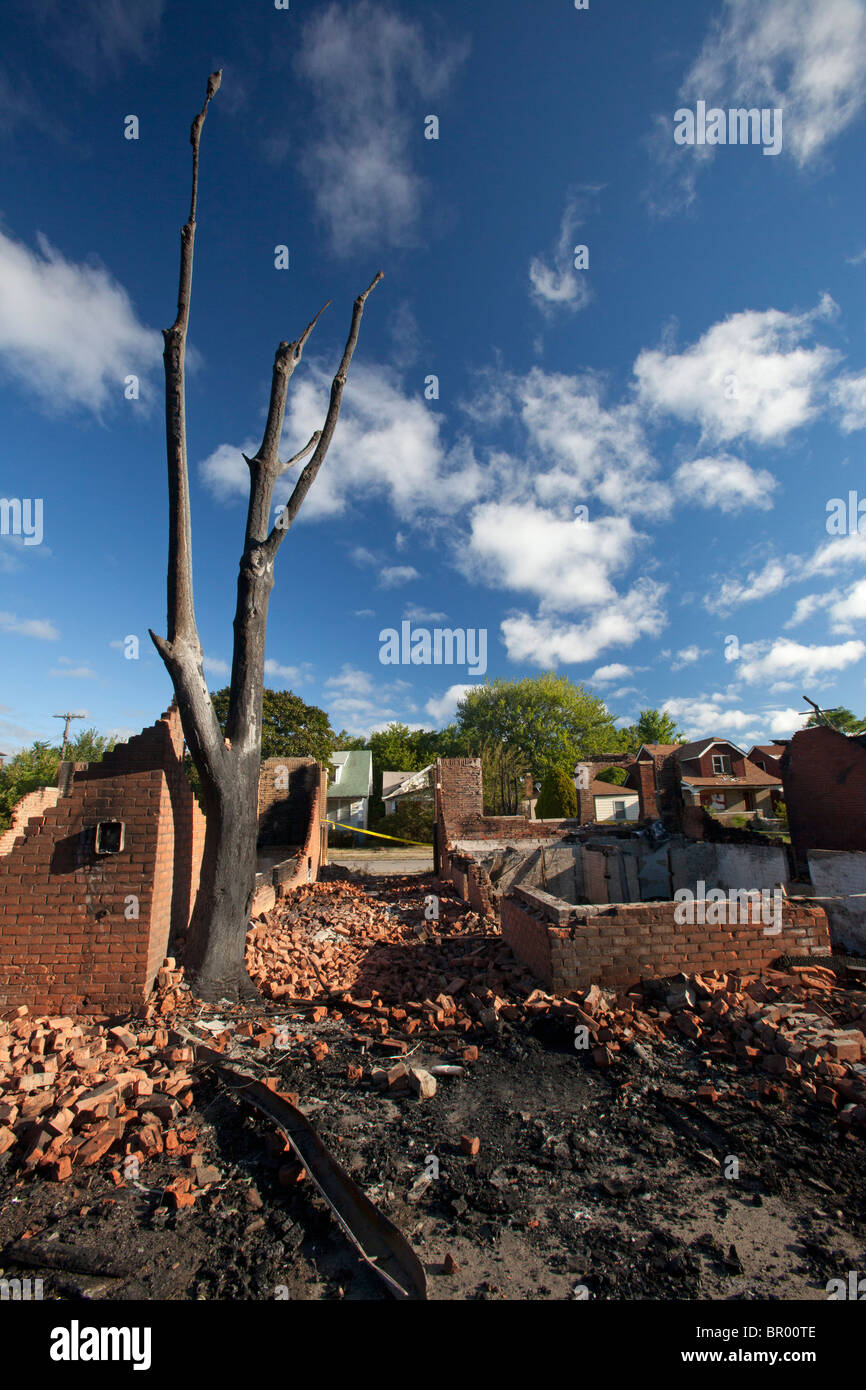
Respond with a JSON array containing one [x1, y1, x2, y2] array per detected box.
[[149, 73, 382, 1000]]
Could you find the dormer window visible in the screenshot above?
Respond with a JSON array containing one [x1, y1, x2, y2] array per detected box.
[[712, 754, 732, 775]]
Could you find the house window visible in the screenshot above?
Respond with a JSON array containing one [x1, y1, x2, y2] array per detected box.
[[614, 800, 627, 821], [711, 754, 732, 775]]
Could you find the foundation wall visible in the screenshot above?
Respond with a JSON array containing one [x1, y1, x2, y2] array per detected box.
[[501, 888, 831, 994], [0, 706, 206, 1015]]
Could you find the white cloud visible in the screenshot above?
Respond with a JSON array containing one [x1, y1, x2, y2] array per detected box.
[[704, 558, 789, 614], [661, 694, 810, 742], [828, 577, 866, 631], [672, 645, 706, 671], [425, 684, 475, 724], [500, 579, 667, 667], [49, 664, 96, 679], [203, 656, 229, 676], [465, 501, 641, 615], [0, 228, 161, 413], [590, 663, 633, 684], [517, 368, 671, 518], [831, 372, 866, 432], [379, 565, 419, 589], [264, 660, 305, 683], [0, 611, 59, 640], [294, 1, 468, 253], [673, 455, 777, 512], [635, 297, 839, 446], [34, 0, 164, 79], [784, 591, 839, 627], [737, 637, 866, 684], [404, 604, 448, 623], [529, 186, 599, 316], [200, 361, 484, 522], [324, 666, 375, 697], [802, 528, 866, 576], [685, 0, 866, 168]]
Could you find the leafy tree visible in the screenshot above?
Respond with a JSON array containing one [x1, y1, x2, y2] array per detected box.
[[456, 674, 617, 779], [535, 767, 578, 819], [596, 765, 628, 785], [805, 706, 866, 735], [619, 709, 685, 751], [371, 797, 434, 845], [210, 687, 336, 764], [480, 739, 528, 816], [333, 731, 368, 751], [0, 730, 115, 830]]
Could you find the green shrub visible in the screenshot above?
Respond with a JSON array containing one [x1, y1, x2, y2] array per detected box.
[[371, 797, 434, 845], [535, 767, 578, 819]]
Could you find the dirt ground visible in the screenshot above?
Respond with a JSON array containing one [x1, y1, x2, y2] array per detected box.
[[1, 874, 864, 1303]]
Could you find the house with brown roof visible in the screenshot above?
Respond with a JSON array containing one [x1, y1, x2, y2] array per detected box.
[[627, 739, 782, 825], [747, 742, 787, 776]]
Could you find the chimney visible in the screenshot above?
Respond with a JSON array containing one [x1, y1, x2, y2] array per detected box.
[[634, 760, 658, 820]]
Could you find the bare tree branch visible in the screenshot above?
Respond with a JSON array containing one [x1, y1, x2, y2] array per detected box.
[[264, 270, 384, 556], [162, 69, 222, 646], [278, 431, 322, 476]]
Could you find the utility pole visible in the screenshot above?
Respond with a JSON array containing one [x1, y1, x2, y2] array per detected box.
[[53, 712, 85, 760]]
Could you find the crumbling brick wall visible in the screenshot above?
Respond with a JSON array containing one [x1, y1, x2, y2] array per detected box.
[[0, 786, 60, 856], [448, 850, 496, 917], [257, 758, 320, 846], [782, 725, 866, 865], [435, 757, 571, 880], [252, 765, 326, 915], [502, 889, 831, 995], [0, 705, 206, 1015]]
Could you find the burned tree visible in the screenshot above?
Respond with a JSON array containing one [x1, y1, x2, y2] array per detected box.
[[150, 72, 382, 999]]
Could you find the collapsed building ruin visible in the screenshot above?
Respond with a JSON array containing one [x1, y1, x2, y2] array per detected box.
[[433, 756, 866, 995], [0, 706, 325, 1015], [1, 710, 864, 1020]]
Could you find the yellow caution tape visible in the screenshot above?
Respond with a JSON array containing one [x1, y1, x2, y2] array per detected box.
[[324, 819, 433, 848]]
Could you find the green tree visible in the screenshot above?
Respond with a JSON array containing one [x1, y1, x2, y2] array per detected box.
[[596, 765, 628, 785], [535, 767, 578, 819], [0, 729, 115, 830], [620, 709, 685, 751], [456, 674, 617, 779], [805, 706, 866, 735], [210, 687, 336, 764], [479, 739, 528, 815], [370, 797, 434, 845]]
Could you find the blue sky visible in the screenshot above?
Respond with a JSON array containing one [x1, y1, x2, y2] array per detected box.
[[2, 0, 866, 754]]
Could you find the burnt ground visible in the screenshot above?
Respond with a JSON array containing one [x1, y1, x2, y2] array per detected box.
[[1, 874, 864, 1303]]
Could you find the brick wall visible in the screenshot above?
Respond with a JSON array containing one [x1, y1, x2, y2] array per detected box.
[[782, 725, 866, 862], [0, 786, 59, 856], [251, 765, 326, 914], [631, 761, 658, 820], [0, 705, 206, 1015], [502, 889, 831, 995], [257, 758, 319, 846], [448, 850, 495, 916]]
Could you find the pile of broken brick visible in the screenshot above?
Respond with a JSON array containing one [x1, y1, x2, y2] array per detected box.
[[3, 883, 865, 1202], [523, 962, 866, 1134], [0, 961, 213, 1204], [245, 881, 535, 1056]]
